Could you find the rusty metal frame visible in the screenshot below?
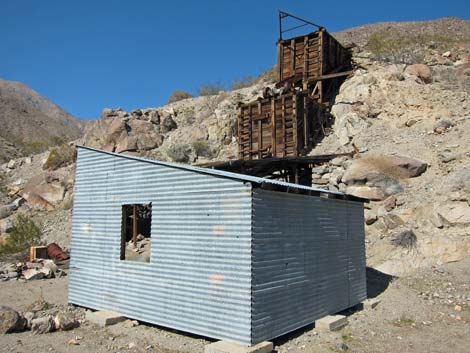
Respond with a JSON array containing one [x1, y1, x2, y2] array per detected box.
[[279, 10, 324, 40]]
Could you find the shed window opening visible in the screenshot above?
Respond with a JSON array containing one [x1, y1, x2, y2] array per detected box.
[[121, 203, 152, 263]]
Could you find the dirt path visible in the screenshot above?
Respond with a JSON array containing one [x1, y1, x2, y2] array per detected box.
[[1, 258, 469, 353]]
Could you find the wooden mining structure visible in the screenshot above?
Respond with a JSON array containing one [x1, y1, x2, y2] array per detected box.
[[214, 11, 353, 186]]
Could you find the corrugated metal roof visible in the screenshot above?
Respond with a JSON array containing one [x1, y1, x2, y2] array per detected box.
[[77, 146, 362, 200]]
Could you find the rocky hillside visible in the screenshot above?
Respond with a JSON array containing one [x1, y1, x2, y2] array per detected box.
[[0, 78, 85, 161], [0, 17, 469, 277]]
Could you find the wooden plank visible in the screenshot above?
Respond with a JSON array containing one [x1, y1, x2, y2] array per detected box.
[[249, 105, 253, 160], [132, 204, 137, 248], [319, 28, 324, 76], [258, 119, 262, 159], [292, 93, 298, 157], [282, 96, 286, 157], [271, 98, 276, 157], [291, 39, 296, 80], [303, 36, 308, 90], [304, 95, 308, 149], [277, 41, 282, 81], [237, 105, 243, 159]]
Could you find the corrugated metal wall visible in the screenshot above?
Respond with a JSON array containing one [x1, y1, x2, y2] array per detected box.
[[251, 189, 366, 344], [69, 148, 253, 345]]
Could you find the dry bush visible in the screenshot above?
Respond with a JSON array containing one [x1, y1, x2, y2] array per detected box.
[[230, 76, 257, 90], [42, 144, 76, 170], [391, 229, 417, 250], [191, 140, 211, 157], [358, 155, 409, 179], [167, 90, 193, 104], [196, 81, 225, 96]]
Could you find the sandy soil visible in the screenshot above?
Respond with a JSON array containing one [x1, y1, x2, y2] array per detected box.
[[1, 257, 469, 353]]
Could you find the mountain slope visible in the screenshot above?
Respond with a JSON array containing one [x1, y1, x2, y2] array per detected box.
[[0, 78, 84, 160]]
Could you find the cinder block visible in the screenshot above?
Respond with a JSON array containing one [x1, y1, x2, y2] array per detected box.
[[85, 310, 126, 327], [315, 315, 348, 331], [204, 340, 273, 353], [363, 298, 381, 309]]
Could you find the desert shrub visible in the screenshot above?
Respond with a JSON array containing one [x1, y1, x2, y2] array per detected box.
[[366, 31, 425, 64], [191, 140, 211, 157], [50, 136, 67, 146], [166, 144, 191, 163], [0, 214, 41, 256], [230, 76, 257, 90], [256, 66, 277, 83], [21, 141, 49, 155], [42, 144, 76, 170], [167, 90, 193, 104], [391, 229, 417, 250], [358, 155, 410, 179], [196, 81, 225, 96]]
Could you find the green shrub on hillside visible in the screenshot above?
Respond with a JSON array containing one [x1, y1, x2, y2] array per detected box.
[[366, 30, 458, 64], [191, 140, 211, 157], [42, 144, 76, 170], [166, 144, 191, 163], [0, 215, 41, 256]]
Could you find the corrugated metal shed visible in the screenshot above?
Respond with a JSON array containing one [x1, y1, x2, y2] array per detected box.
[[251, 189, 366, 343], [69, 146, 366, 346]]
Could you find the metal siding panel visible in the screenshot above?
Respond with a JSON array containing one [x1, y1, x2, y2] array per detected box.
[[77, 145, 349, 198], [69, 148, 253, 345], [251, 189, 366, 344]]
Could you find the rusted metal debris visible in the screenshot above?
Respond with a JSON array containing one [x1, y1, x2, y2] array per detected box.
[[47, 243, 70, 261]]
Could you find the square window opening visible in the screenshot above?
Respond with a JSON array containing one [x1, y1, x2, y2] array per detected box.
[[121, 203, 152, 262]]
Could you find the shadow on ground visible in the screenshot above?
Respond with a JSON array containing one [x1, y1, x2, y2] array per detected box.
[[366, 266, 396, 299]]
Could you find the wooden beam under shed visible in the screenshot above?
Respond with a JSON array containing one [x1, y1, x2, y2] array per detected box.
[[133, 205, 137, 248]]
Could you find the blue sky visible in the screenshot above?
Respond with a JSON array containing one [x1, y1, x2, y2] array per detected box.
[[1, 0, 468, 119]]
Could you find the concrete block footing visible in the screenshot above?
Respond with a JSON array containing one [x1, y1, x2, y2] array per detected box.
[[204, 340, 273, 353], [363, 298, 381, 309], [315, 315, 348, 331], [85, 310, 126, 327]]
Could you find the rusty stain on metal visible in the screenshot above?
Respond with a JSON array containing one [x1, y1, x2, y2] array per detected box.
[[209, 273, 224, 286], [212, 226, 225, 235]]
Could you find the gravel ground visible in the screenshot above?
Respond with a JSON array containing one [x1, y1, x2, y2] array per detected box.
[[0, 257, 469, 353]]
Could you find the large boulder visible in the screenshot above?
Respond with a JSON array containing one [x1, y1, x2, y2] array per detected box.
[[439, 168, 470, 201], [405, 64, 432, 83], [104, 118, 127, 144], [346, 185, 385, 201], [115, 135, 138, 153], [23, 183, 65, 206], [387, 155, 428, 178], [31, 315, 55, 334], [161, 115, 178, 133], [0, 205, 13, 219], [438, 202, 470, 225], [0, 306, 27, 334], [136, 132, 164, 151], [128, 119, 156, 136], [54, 313, 79, 331]]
